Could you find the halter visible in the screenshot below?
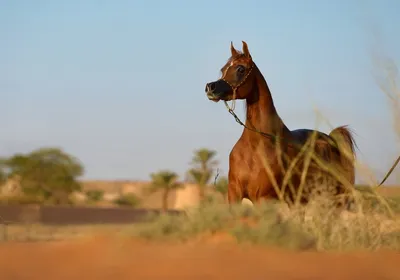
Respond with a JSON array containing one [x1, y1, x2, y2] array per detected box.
[[219, 61, 254, 112]]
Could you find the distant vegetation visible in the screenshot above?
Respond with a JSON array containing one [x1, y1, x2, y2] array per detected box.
[[113, 193, 141, 207], [0, 146, 226, 209], [147, 170, 183, 211], [85, 189, 104, 203], [186, 148, 218, 201], [0, 147, 83, 205]]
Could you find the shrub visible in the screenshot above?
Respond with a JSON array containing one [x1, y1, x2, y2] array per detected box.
[[85, 190, 104, 203], [113, 193, 141, 207]]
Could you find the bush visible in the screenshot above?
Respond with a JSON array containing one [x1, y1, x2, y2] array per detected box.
[[113, 193, 141, 207], [85, 190, 104, 203]]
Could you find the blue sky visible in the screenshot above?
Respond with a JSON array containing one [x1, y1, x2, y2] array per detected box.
[[1, 0, 400, 184]]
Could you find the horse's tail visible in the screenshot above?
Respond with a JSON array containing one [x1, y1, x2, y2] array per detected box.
[[329, 125, 357, 186]]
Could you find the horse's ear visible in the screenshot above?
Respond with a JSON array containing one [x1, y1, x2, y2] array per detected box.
[[242, 41, 251, 58], [230, 41, 239, 57]]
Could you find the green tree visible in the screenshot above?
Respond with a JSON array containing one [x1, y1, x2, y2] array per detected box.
[[215, 176, 228, 200], [5, 147, 84, 205], [187, 148, 218, 200], [148, 170, 183, 212]]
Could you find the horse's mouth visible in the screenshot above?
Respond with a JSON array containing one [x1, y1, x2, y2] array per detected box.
[[206, 92, 221, 102]]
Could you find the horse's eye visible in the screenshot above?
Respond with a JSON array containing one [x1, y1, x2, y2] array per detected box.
[[237, 65, 245, 74]]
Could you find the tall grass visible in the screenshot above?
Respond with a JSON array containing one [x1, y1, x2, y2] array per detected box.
[[130, 194, 400, 251], [130, 54, 400, 252]]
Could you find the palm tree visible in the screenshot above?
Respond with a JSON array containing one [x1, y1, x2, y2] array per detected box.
[[187, 148, 218, 200], [215, 176, 228, 201], [148, 170, 183, 212], [191, 148, 218, 171]]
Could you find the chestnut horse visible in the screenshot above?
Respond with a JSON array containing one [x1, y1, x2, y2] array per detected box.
[[205, 41, 357, 206]]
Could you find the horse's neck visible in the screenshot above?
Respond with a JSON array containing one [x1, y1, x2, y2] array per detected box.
[[244, 67, 289, 139]]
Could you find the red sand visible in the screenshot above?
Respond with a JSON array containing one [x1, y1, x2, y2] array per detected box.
[[1, 236, 400, 280]]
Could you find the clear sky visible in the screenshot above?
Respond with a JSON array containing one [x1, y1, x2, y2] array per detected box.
[[1, 0, 400, 184]]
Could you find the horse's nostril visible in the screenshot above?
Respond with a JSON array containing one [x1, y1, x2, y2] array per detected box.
[[206, 82, 217, 93], [211, 83, 216, 91]]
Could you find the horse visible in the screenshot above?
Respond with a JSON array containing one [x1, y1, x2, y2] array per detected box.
[[204, 41, 357, 208]]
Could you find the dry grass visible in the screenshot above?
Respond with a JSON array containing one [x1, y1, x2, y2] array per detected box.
[[128, 195, 400, 252]]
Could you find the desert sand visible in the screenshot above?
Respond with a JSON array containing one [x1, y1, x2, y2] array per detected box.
[[1, 236, 400, 280]]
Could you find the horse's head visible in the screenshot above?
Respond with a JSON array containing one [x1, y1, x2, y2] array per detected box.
[[205, 41, 255, 102]]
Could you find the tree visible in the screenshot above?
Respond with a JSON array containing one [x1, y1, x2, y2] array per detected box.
[[187, 148, 218, 200], [191, 148, 218, 170], [215, 176, 228, 201], [148, 170, 183, 212], [5, 147, 84, 205]]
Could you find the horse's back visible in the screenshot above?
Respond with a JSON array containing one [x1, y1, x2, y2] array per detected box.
[[290, 128, 330, 145]]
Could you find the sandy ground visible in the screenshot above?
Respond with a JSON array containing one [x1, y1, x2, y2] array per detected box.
[[1, 236, 400, 280]]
